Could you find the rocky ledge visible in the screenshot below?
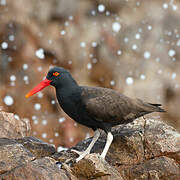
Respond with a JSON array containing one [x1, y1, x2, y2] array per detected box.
[[0, 110, 179, 180]]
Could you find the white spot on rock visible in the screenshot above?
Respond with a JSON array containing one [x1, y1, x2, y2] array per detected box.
[[91, 10, 96, 16], [55, 132, 59, 137], [110, 80, 115, 86], [87, 63, 92, 69], [69, 137, 74, 142], [126, 77, 134, 85], [0, 0, 6, 5], [42, 119, 47, 125], [91, 41, 97, 47], [34, 103, 41, 111], [10, 75, 16, 81], [69, 16, 74, 20], [135, 33, 141, 39], [98, 4, 105, 12], [112, 22, 121, 32], [124, 37, 129, 43], [37, 92, 43, 98], [23, 64, 28, 70], [117, 50, 122, 55], [32, 115, 37, 120], [172, 5, 177, 11], [9, 35, 15, 41], [163, 3, 168, 9], [33, 120, 38, 125], [1, 42, 8, 49], [176, 39, 180, 46], [23, 76, 28, 81], [42, 133, 47, 139], [4, 95, 14, 106], [51, 100, 56, 104], [106, 11, 110, 16], [35, 48, 45, 59], [171, 72, 176, 79], [37, 66, 43, 72], [14, 114, 20, 120], [140, 74, 146, 80], [49, 139, 53, 143], [80, 42, 86, 48], [144, 51, 151, 59], [168, 49, 176, 57], [147, 25, 152, 30], [60, 30, 66, 35], [132, 44, 137, 50], [59, 117, 65, 123]]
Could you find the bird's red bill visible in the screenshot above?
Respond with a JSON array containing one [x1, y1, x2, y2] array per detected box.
[[25, 78, 52, 98]]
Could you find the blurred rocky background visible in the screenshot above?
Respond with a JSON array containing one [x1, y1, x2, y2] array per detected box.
[[0, 0, 180, 150]]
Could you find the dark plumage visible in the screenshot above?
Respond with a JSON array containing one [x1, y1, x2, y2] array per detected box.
[[26, 67, 165, 162]]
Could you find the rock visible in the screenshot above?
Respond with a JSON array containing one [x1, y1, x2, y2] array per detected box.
[[16, 136, 56, 158], [0, 138, 35, 174], [0, 110, 179, 179], [1, 157, 70, 180], [142, 119, 180, 164], [71, 118, 180, 179], [121, 156, 180, 180], [71, 153, 123, 180], [0, 111, 31, 139], [0, 138, 68, 180]]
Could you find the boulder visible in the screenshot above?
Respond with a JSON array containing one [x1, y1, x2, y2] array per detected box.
[[0, 111, 31, 139], [1, 157, 70, 180], [0, 111, 179, 179], [0, 138, 35, 174]]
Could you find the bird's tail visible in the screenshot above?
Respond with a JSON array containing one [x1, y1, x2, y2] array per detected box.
[[148, 103, 166, 112], [136, 99, 166, 113]]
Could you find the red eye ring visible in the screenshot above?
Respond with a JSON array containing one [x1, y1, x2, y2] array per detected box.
[[53, 72, 60, 76]]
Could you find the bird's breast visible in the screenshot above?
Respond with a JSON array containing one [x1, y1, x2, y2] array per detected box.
[[56, 90, 84, 120]]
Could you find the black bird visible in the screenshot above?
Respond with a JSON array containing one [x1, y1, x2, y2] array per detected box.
[[26, 67, 165, 162]]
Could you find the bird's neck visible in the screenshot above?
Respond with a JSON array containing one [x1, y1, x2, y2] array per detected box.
[[56, 81, 80, 99]]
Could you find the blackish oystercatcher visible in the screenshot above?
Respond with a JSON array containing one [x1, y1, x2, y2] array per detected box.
[[26, 67, 165, 162]]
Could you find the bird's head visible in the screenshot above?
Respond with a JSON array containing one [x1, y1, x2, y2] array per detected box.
[[25, 67, 72, 98]]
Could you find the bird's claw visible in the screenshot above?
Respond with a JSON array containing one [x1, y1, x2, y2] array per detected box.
[[71, 149, 91, 162], [75, 154, 87, 162], [71, 149, 83, 155]]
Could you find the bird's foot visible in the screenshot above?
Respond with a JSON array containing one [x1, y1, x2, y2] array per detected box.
[[100, 153, 106, 160], [76, 153, 105, 163], [75, 153, 88, 162], [71, 149, 84, 155], [71, 149, 91, 162], [99, 156, 106, 162]]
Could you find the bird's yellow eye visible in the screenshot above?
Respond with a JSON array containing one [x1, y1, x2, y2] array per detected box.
[[53, 72, 60, 76]]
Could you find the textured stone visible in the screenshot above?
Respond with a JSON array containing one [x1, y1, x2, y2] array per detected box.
[[0, 111, 31, 139], [1, 157, 70, 180], [142, 119, 180, 163], [71, 153, 123, 180], [0, 138, 35, 174], [16, 136, 56, 158], [0, 110, 179, 179], [71, 118, 180, 179], [121, 156, 180, 180]]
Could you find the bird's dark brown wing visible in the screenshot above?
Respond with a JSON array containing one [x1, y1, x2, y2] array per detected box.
[[81, 86, 140, 124], [80, 86, 164, 125]]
